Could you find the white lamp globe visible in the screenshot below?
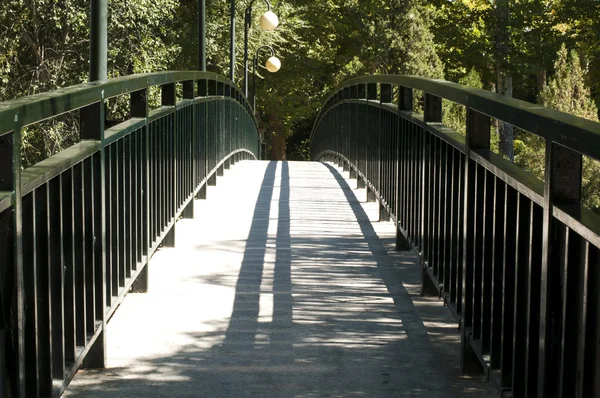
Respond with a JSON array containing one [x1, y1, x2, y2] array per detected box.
[[260, 10, 279, 31], [265, 56, 281, 73]]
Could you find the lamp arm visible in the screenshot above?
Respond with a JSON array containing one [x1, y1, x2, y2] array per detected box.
[[255, 45, 275, 60], [247, 0, 271, 12], [245, 0, 271, 28]]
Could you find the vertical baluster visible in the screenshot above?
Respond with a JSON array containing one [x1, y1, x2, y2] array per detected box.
[[411, 124, 419, 247], [367, 83, 377, 197], [125, 135, 133, 278], [396, 88, 410, 250], [183, 80, 196, 218], [461, 108, 490, 372], [83, 159, 96, 341], [472, 164, 484, 341], [523, 203, 543, 396], [455, 151, 465, 316], [130, 88, 149, 292], [511, 196, 532, 397], [358, 84, 367, 186], [481, 170, 495, 359], [448, 148, 461, 310], [379, 84, 392, 221], [490, 178, 506, 370], [582, 244, 599, 396], [36, 183, 52, 395], [442, 143, 452, 294], [23, 190, 39, 396], [431, 133, 439, 270], [131, 130, 139, 270], [158, 115, 165, 236], [117, 139, 126, 289], [162, 83, 177, 247], [92, 152, 104, 327], [103, 144, 113, 306], [61, 168, 76, 366], [435, 138, 444, 285], [72, 164, 86, 350], [80, 99, 106, 368], [538, 141, 583, 397], [501, 185, 518, 389], [0, 129, 25, 396]]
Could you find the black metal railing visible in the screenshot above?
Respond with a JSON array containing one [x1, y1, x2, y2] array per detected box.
[[0, 71, 260, 397], [310, 75, 600, 398]]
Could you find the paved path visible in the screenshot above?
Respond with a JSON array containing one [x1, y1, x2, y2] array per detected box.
[[64, 160, 496, 397]]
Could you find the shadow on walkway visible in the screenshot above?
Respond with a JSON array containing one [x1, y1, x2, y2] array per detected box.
[[63, 160, 495, 398]]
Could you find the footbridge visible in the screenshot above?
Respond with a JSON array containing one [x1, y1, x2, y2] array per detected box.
[[1, 73, 599, 398]]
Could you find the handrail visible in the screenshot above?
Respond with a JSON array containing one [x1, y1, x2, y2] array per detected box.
[[310, 75, 600, 161], [310, 75, 600, 398], [0, 72, 260, 397], [0, 71, 257, 136]]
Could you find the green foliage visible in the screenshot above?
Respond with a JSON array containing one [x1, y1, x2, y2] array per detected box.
[[538, 44, 599, 120], [441, 68, 501, 155], [3, 0, 599, 170], [265, 0, 445, 158], [1, 0, 180, 167], [516, 44, 600, 209], [442, 68, 484, 136]]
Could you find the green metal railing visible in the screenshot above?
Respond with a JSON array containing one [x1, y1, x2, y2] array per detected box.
[[0, 71, 259, 397], [311, 75, 600, 398]]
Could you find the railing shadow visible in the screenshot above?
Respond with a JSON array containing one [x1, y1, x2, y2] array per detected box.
[[222, 161, 278, 349], [63, 160, 495, 397]]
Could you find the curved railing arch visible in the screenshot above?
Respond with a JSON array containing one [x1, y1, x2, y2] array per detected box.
[[0, 71, 260, 396], [311, 75, 600, 398]]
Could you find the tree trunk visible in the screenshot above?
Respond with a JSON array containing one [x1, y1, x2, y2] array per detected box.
[[268, 112, 286, 160], [495, 0, 514, 161], [536, 70, 547, 95], [498, 71, 514, 161]]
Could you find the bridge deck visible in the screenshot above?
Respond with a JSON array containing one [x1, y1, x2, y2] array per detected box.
[[64, 160, 495, 397]]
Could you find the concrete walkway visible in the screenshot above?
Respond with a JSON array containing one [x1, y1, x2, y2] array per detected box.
[[64, 160, 496, 397]]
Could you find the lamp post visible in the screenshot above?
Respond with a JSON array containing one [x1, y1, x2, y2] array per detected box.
[[244, 0, 278, 95], [229, 0, 279, 86], [251, 45, 281, 113], [199, 0, 206, 71], [90, 0, 107, 82]]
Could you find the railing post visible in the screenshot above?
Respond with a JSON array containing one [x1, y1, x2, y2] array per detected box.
[[183, 81, 196, 219], [366, 83, 378, 203], [216, 82, 225, 177], [420, 93, 445, 296], [356, 84, 367, 189], [424, 93, 442, 124], [130, 88, 150, 293], [342, 86, 351, 172], [538, 141, 583, 397], [197, 79, 209, 199], [0, 126, 25, 396], [399, 86, 413, 112], [349, 85, 358, 180], [224, 85, 232, 170], [396, 86, 412, 251], [460, 108, 491, 372], [207, 80, 218, 187], [79, 96, 107, 368], [161, 83, 177, 248], [379, 83, 392, 222]]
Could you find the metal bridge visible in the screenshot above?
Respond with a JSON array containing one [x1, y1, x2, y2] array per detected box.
[[1, 72, 600, 398]]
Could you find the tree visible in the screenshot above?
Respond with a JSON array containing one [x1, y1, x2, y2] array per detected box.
[[276, 0, 444, 160], [0, 0, 180, 166], [557, 0, 600, 111], [516, 44, 600, 208]]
